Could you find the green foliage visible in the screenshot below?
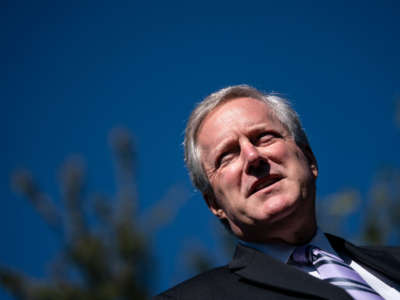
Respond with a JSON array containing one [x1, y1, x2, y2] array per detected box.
[[1, 128, 178, 300]]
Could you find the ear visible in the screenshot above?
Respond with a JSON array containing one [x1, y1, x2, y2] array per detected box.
[[303, 145, 318, 178], [204, 193, 227, 220]]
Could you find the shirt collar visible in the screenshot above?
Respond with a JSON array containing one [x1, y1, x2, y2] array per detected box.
[[309, 228, 338, 256], [239, 228, 338, 264]]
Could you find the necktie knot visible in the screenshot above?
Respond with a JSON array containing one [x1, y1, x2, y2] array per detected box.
[[291, 244, 315, 265]]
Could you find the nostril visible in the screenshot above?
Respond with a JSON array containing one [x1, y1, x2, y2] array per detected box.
[[246, 158, 269, 177], [247, 157, 270, 177]]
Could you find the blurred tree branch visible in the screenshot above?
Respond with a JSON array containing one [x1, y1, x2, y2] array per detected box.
[[1, 128, 186, 300]]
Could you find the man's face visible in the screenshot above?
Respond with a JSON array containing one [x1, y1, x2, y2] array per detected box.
[[197, 98, 318, 244]]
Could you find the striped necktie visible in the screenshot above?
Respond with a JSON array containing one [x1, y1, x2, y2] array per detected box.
[[291, 245, 384, 300]]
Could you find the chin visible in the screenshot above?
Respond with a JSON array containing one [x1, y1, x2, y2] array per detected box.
[[257, 194, 299, 223]]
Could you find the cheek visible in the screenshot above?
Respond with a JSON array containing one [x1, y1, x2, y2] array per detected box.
[[289, 152, 315, 188], [218, 163, 242, 191], [264, 142, 289, 164], [280, 143, 308, 168]]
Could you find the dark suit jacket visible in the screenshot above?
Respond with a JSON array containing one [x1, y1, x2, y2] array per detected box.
[[154, 234, 400, 299]]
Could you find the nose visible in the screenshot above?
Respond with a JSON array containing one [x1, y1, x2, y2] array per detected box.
[[242, 141, 269, 176]]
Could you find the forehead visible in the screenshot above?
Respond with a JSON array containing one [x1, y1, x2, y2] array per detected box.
[[197, 97, 285, 149]]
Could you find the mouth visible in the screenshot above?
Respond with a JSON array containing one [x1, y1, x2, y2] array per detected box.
[[247, 174, 283, 197]]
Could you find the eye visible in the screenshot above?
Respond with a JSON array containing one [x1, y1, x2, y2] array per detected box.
[[215, 147, 238, 168], [216, 152, 232, 168], [255, 131, 280, 145]]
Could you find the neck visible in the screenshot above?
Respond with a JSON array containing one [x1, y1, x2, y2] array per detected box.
[[238, 217, 317, 245]]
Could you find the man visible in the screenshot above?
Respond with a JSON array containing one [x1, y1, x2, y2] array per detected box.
[[155, 85, 400, 299]]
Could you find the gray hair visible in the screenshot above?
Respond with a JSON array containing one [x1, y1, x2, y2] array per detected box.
[[184, 84, 311, 201]]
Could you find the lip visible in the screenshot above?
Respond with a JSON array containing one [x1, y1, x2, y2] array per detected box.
[[247, 174, 283, 197]]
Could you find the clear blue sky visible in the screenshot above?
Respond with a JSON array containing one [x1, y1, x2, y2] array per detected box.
[[1, 1, 399, 298]]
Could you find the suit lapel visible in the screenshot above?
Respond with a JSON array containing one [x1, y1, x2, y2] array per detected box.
[[327, 234, 400, 283], [229, 244, 352, 300]]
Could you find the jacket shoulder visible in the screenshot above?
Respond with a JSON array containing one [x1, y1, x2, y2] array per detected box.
[[153, 265, 233, 300]]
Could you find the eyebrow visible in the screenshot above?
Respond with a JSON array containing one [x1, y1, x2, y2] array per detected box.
[[213, 138, 236, 159]]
